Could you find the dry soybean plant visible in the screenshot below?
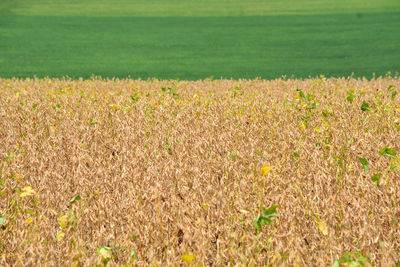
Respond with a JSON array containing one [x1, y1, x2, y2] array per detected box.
[[0, 76, 399, 266]]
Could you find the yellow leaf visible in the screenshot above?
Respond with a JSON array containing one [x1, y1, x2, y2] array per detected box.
[[25, 217, 34, 226], [56, 230, 65, 241], [322, 120, 330, 127], [112, 104, 120, 110], [314, 126, 321, 133], [295, 94, 301, 99], [15, 173, 23, 182], [300, 124, 306, 130], [99, 247, 112, 259], [181, 254, 198, 264], [237, 113, 243, 117], [317, 218, 328, 236], [58, 214, 69, 228], [20, 186, 36, 198], [260, 166, 274, 176]]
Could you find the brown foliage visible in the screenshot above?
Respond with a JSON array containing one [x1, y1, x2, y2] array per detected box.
[[0, 77, 399, 266]]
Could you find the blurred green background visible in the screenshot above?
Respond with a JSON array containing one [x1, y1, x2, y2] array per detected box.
[[1, 0, 399, 79]]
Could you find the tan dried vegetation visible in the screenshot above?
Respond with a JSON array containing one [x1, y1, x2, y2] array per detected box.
[[0, 76, 399, 266]]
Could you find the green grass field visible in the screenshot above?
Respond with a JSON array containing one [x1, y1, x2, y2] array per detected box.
[[0, 0, 399, 79]]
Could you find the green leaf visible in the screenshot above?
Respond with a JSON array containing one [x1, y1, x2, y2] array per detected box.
[[372, 172, 381, 185], [358, 158, 369, 172], [336, 252, 351, 264], [0, 215, 6, 225], [5, 152, 15, 163], [90, 118, 98, 125], [354, 253, 368, 266], [293, 152, 300, 159], [97, 246, 112, 261], [56, 104, 61, 109], [390, 164, 399, 171], [32, 103, 38, 110], [346, 90, 354, 103], [97, 246, 110, 253], [253, 205, 279, 232], [25, 209, 34, 215], [309, 102, 317, 110], [387, 85, 395, 91], [360, 101, 370, 111], [130, 250, 137, 259], [167, 87, 175, 94], [70, 195, 81, 204], [396, 262, 400, 267], [392, 91, 398, 100], [167, 148, 173, 155], [173, 93, 180, 99], [232, 86, 241, 92], [130, 95, 139, 102], [306, 94, 315, 102], [347, 95, 354, 103], [379, 146, 397, 158], [229, 151, 236, 162], [333, 252, 370, 267]]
